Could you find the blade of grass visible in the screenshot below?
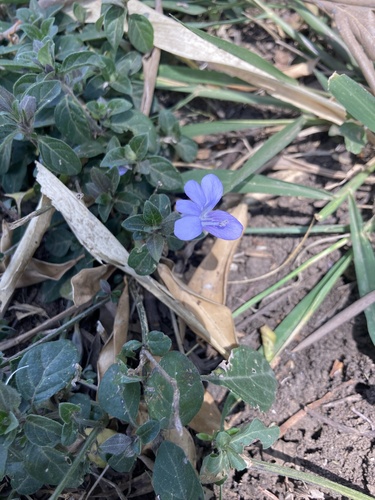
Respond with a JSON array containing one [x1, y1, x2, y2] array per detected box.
[[245, 224, 349, 235], [271, 251, 353, 360], [316, 158, 375, 221], [349, 195, 375, 344], [181, 119, 295, 138], [232, 237, 350, 318], [328, 73, 375, 133], [181, 170, 332, 200]]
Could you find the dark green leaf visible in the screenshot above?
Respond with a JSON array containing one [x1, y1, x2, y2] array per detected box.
[[114, 191, 140, 214], [45, 227, 74, 257], [208, 346, 277, 412], [25, 446, 72, 485], [174, 135, 198, 162], [122, 215, 147, 232], [144, 351, 204, 427], [0, 410, 18, 435], [59, 402, 81, 424], [23, 80, 61, 113], [8, 461, 43, 495], [73, 2, 87, 23], [142, 156, 182, 190], [0, 382, 21, 412], [128, 245, 158, 275], [149, 193, 171, 218], [54, 95, 91, 144], [143, 200, 163, 226], [0, 133, 15, 175], [13, 73, 38, 97], [104, 5, 126, 52], [229, 419, 279, 451], [128, 14, 154, 54], [110, 109, 157, 151], [107, 98, 132, 116], [24, 415, 62, 447], [107, 453, 136, 473], [146, 233, 164, 262], [109, 73, 132, 95], [60, 51, 102, 73], [0, 86, 14, 113], [338, 122, 366, 155], [161, 212, 179, 236], [200, 452, 229, 484], [101, 146, 128, 168], [147, 330, 172, 356], [99, 433, 135, 457], [38, 136, 82, 174], [153, 441, 204, 500], [98, 363, 140, 424], [128, 133, 148, 160], [136, 419, 160, 445], [15, 339, 79, 405], [159, 109, 179, 136]]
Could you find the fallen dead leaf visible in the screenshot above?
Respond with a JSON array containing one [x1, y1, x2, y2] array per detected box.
[[72, 264, 115, 307], [189, 390, 227, 435]]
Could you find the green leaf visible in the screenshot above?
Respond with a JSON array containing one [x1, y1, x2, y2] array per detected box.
[[153, 441, 204, 500], [0, 133, 15, 175], [128, 14, 154, 54], [128, 133, 148, 160], [106, 98, 133, 116], [136, 419, 160, 445], [349, 196, 375, 344], [25, 446, 72, 485], [104, 5, 126, 52], [328, 73, 375, 133], [0, 382, 21, 412], [60, 51, 102, 73], [174, 135, 198, 162], [98, 363, 140, 424], [338, 122, 366, 155], [24, 415, 62, 447], [200, 451, 229, 484], [7, 461, 43, 495], [146, 233, 164, 262], [38, 136, 82, 175], [144, 351, 204, 428], [54, 95, 91, 144], [128, 245, 158, 275], [0, 86, 14, 113], [15, 339, 79, 405], [143, 200, 163, 226], [23, 80, 61, 113], [147, 330, 172, 356], [149, 193, 171, 217], [0, 410, 18, 435], [59, 402, 81, 424], [99, 433, 135, 457], [101, 147, 128, 168], [122, 215, 147, 233], [208, 346, 277, 412], [141, 156, 182, 190], [229, 419, 279, 451]]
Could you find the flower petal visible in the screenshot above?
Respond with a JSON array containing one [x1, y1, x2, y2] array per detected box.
[[174, 216, 203, 240], [176, 199, 202, 216], [201, 174, 223, 210], [202, 210, 243, 240], [184, 179, 205, 209]]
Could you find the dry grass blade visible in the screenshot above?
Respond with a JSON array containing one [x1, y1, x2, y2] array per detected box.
[[320, 2, 375, 92]]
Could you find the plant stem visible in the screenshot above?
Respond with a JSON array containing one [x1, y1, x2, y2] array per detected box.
[[250, 458, 374, 500], [50, 426, 103, 500]]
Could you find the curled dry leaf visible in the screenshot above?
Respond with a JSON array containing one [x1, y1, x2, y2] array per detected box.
[[14, 255, 83, 288], [188, 390, 227, 435], [0, 195, 54, 316], [0, 220, 12, 269], [72, 264, 115, 307], [97, 278, 129, 382]]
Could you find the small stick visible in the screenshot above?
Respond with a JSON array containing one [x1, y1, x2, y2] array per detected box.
[[293, 289, 375, 352]]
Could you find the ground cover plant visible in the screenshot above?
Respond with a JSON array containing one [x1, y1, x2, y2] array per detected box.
[[0, 0, 375, 498]]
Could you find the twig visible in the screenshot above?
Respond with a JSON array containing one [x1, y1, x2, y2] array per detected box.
[[293, 289, 375, 352], [0, 19, 22, 41]]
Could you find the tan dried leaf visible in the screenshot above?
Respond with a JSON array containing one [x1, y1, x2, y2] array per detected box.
[[188, 390, 226, 435], [72, 264, 115, 307]]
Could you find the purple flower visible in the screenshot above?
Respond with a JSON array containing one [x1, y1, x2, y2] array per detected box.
[[174, 174, 244, 240]]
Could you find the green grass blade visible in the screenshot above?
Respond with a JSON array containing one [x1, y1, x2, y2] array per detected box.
[[228, 116, 306, 191], [328, 73, 375, 133], [181, 119, 294, 138], [232, 238, 350, 318], [349, 195, 375, 344], [245, 224, 349, 235], [271, 251, 353, 358], [181, 170, 331, 200], [317, 159, 375, 221]]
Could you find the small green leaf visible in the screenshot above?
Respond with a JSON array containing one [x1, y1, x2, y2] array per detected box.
[[128, 245, 158, 275], [142, 156, 182, 190], [200, 452, 229, 484], [54, 95, 91, 144], [149, 193, 171, 218], [15, 339, 79, 405], [122, 214, 147, 233], [338, 122, 366, 155], [38, 136, 82, 174], [104, 5, 126, 52], [99, 433, 135, 457], [24, 415, 62, 447], [0, 133, 15, 175], [147, 330, 172, 356], [73, 2, 87, 23], [143, 200, 163, 226], [136, 419, 160, 445], [174, 135, 198, 162], [208, 346, 277, 412], [0, 86, 14, 113], [229, 419, 279, 451], [146, 233, 164, 262], [7, 461, 43, 495], [23, 80, 61, 113], [153, 441, 204, 500], [128, 14, 154, 54], [101, 146, 128, 168], [98, 363, 140, 424], [0, 382, 21, 412], [144, 351, 204, 427], [0, 410, 18, 435], [128, 134, 148, 160], [59, 402, 81, 424]]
